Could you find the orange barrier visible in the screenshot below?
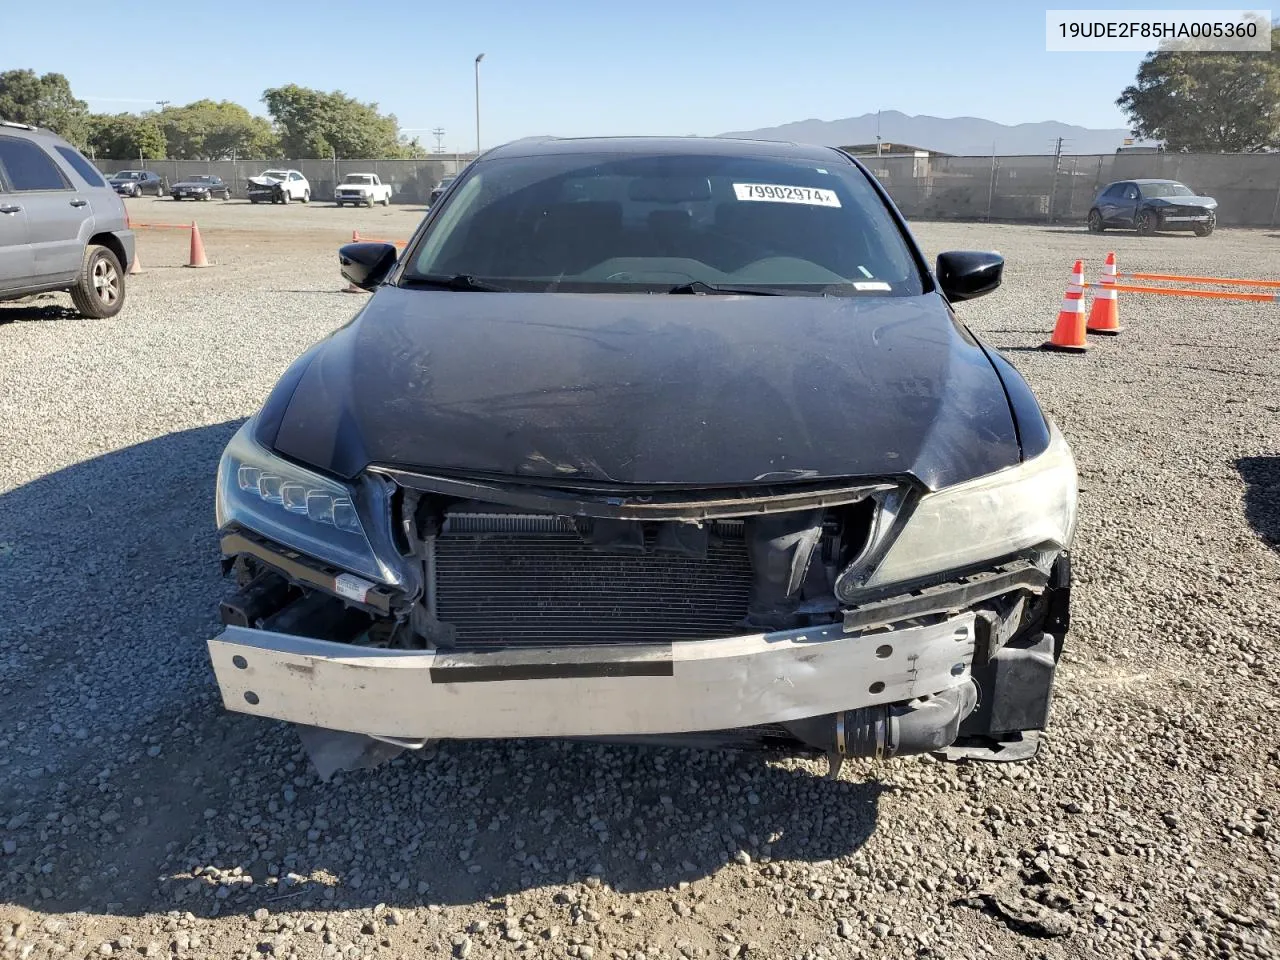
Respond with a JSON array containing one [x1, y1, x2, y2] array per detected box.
[[352, 229, 407, 249], [129, 221, 193, 230], [1042, 260, 1089, 353], [1084, 281, 1278, 303], [1119, 271, 1280, 289]]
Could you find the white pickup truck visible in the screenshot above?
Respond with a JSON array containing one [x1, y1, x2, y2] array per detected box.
[[334, 173, 393, 207]]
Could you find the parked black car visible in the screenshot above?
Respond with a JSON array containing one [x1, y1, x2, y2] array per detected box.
[[108, 169, 167, 197], [427, 174, 456, 206], [207, 137, 1077, 779], [171, 174, 231, 201], [1088, 179, 1217, 236]]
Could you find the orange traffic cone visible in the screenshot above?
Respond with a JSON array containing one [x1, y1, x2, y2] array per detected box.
[[128, 250, 143, 275], [1087, 251, 1121, 335], [352, 230, 360, 242], [1041, 260, 1088, 353], [186, 221, 209, 268]]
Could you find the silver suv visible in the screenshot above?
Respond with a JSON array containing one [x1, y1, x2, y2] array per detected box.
[[0, 121, 135, 318]]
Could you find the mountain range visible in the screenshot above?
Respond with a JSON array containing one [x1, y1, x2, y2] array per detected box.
[[717, 110, 1144, 156]]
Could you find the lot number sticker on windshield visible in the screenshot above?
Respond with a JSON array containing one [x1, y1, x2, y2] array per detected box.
[[733, 183, 841, 207]]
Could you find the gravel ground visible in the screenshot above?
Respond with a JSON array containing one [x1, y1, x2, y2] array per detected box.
[[1, 213, 1278, 960]]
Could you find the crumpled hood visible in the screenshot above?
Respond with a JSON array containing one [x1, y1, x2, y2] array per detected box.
[[268, 288, 1022, 490], [1147, 195, 1216, 207], [248, 175, 284, 186]]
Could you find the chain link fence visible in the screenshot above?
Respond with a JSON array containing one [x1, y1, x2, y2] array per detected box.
[[97, 152, 1280, 226], [853, 152, 1280, 226], [94, 156, 475, 205]]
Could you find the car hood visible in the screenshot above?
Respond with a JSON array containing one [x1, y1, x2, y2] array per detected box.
[[338, 183, 374, 191], [268, 288, 1022, 491], [249, 176, 284, 185], [1147, 195, 1216, 207]]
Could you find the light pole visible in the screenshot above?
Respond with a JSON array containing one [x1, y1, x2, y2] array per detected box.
[[474, 53, 485, 159], [156, 100, 170, 111]]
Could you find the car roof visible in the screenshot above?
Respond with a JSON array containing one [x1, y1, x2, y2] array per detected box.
[[0, 122, 81, 149], [1130, 179, 1183, 184], [482, 135, 846, 164]]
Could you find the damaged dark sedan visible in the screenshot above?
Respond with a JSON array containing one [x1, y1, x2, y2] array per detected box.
[[209, 137, 1077, 778]]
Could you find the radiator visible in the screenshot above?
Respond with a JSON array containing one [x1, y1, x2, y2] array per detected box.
[[435, 516, 754, 648]]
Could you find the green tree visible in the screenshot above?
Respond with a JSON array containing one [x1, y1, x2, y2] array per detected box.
[[159, 100, 278, 159], [84, 113, 167, 160], [262, 84, 417, 158], [1117, 23, 1280, 152], [0, 69, 88, 145]]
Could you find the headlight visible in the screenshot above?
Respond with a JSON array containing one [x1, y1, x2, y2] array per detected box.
[[215, 420, 407, 586], [858, 422, 1077, 590]]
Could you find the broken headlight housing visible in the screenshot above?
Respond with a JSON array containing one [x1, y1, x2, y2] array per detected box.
[[215, 419, 406, 586], [860, 422, 1077, 590]]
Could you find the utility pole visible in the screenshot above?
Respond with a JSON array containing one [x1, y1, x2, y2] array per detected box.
[[876, 109, 882, 156], [432, 128, 445, 154], [155, 100, 170, 111], [474, 53, 485, 158]]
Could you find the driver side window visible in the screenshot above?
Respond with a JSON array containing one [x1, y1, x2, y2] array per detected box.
[[1124, 186, 1139, 200]]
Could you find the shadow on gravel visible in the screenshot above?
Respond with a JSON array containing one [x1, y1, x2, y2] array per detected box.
[[1238, 456, 1279, 551], [0, 421, 889, 919], [0, 299, 79, 323]]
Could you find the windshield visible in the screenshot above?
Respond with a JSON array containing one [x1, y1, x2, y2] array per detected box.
[[115, 172, 140, 180], [1141, 182, 1194, 198], [404, 152, 922, 295], [188, 176, 214, 183], [262, 170, 289, 180], [344, 175, 375, 184]]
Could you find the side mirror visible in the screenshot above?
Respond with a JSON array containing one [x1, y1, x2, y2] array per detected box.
[[339, 242, 398, 290], [935, 250, 1003, 303]]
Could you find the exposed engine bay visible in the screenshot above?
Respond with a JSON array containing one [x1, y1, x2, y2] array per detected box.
[[216, 471, 1070, 779]]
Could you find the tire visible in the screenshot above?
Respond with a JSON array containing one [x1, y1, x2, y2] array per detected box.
[[1087, 209, 1104, 233], [366, 196, 375, 208], [250, 198, 259, 204], [382, 195, 390, 206], [1136, 210, 1157, 236], [70, 245, 125, 319], [302, 190, 310, 204], [280, 189, 290, 204]]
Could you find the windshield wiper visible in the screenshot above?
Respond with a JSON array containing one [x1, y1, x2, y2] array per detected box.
[[666, 281, 822, 297], [401, 274, 510, 292]]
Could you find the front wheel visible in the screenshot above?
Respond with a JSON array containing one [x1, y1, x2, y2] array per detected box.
[[1136, 210, 1157, 236], [1087, 209, 1104, 233], [70, 244, 125, 319], [301, 190, 310, 204], [366, 197, 375, 208], [1193, 222, 1215, 237], [279, 189, 290, 204]]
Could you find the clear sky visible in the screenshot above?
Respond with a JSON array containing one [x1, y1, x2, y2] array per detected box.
[[14, 0, 1223, 151]]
